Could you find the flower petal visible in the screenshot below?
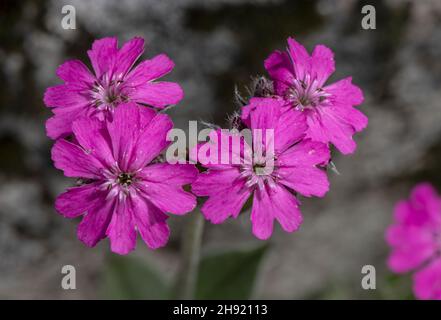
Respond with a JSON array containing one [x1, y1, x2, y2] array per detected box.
[[306, 106, 357, 154], [71, 117, 115, 168], [51, 139, 102, 179], [194, 169, 251, 224], [287, 37, 310, 80], [405, 183, 441, 227], [275, 108, 307, 153], [327, 104, 368, 133], [278, 165, 329, 197], [251, 184, 303, 240], [192, 167, 242, 197], [248, 97, 280, 130], [106, 102, 156, 170], [131, 194, 170, 249], [242, 97, 306, 153], [191, 129, 252, 169], [277, 139, 330, 167], [106, 200, 137, 255], [325, 77, 364, 106], [201, 183, 251, 224], [138, 163, 198, 185], [264, 50, 294, 95], [87, 37, 118, 79], [137, 166, 197, 215], [310, 44, 335, 87], [321, 78, 366, 135], [128, 113, 173, 171], [125, 54, 175, 86], [77, 196, 115, 248], [413, 258, 441, 300], [386, 225, 437, 273], [44, 84, 90, 109], [46, 106, 88, 140], [115, 37, 145, 76], [247, 98, 279, 159], [129, 81, 184, 109], [250, 190, 274, 240], [55, 183, 101, 218], [56, 59, 95, 87]]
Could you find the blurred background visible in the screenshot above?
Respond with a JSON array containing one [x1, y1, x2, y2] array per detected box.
[[0, 0, 440, 299]]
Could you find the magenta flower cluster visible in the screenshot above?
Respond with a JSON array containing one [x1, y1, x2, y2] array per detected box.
[[193, 37, 366, 239], [45, 36, 367, 254], [46, 37, 196, 254], [386, 183, 441, 300]]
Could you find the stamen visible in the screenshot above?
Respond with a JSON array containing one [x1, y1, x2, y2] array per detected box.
[[90, 74, 126, 112], [117, 173, 133, 186], [253, 163, 267, 176], [287, 76, 328, 110]]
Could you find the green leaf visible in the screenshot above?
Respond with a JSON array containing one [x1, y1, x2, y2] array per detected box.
[[101, 254, 169, 299], [196, 244, 268, 299], [378, 273, 414, 300]]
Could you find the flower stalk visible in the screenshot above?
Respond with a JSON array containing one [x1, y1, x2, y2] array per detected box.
[[173, 210, 205, 299]]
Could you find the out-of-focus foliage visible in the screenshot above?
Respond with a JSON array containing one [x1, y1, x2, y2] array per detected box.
[[196, 245, 268, 299], [102, 255, 169, 299], [102, 244, 268, 299], [306, 272, 414, 300]]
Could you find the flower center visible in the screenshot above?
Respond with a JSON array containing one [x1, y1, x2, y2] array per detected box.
[[240, 155, 277, 190], [286, 76, 330, 111], [90, 74, 128, 112], [253, 162, 269, 176], [117, 173, 133, 186]]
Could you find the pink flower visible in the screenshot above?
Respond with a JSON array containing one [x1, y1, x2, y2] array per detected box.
[[386, 183, 441, 299], [192, 97, 330, 240], [52, 102, 197, 254], [44, 37, 183, 140], [263, 37, 367, 154]]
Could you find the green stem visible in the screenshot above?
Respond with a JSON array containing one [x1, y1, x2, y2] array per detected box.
[[173, 210, 205, 299]]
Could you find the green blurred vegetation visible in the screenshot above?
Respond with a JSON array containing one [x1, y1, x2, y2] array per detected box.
[[102, 245, 268, 299]]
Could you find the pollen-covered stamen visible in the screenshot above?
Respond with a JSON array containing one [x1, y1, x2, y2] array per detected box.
[[286, 75, 330, 111]]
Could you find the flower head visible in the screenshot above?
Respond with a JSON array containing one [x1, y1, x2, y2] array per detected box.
[[44, 37, 183, 139], [192, 97, 330, 240], [262, 37, 367, 154], [52, 103, 197, 254], [386, 183, 441, 299]]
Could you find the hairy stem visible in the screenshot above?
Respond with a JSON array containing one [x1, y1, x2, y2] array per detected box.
[[173, 210, 205, 299]]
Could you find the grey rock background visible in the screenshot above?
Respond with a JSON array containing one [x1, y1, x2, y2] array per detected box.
[[0, 0, 440, 298]]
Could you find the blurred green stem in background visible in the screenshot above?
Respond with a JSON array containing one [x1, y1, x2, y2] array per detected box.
[[173, 210, 205, 299]]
